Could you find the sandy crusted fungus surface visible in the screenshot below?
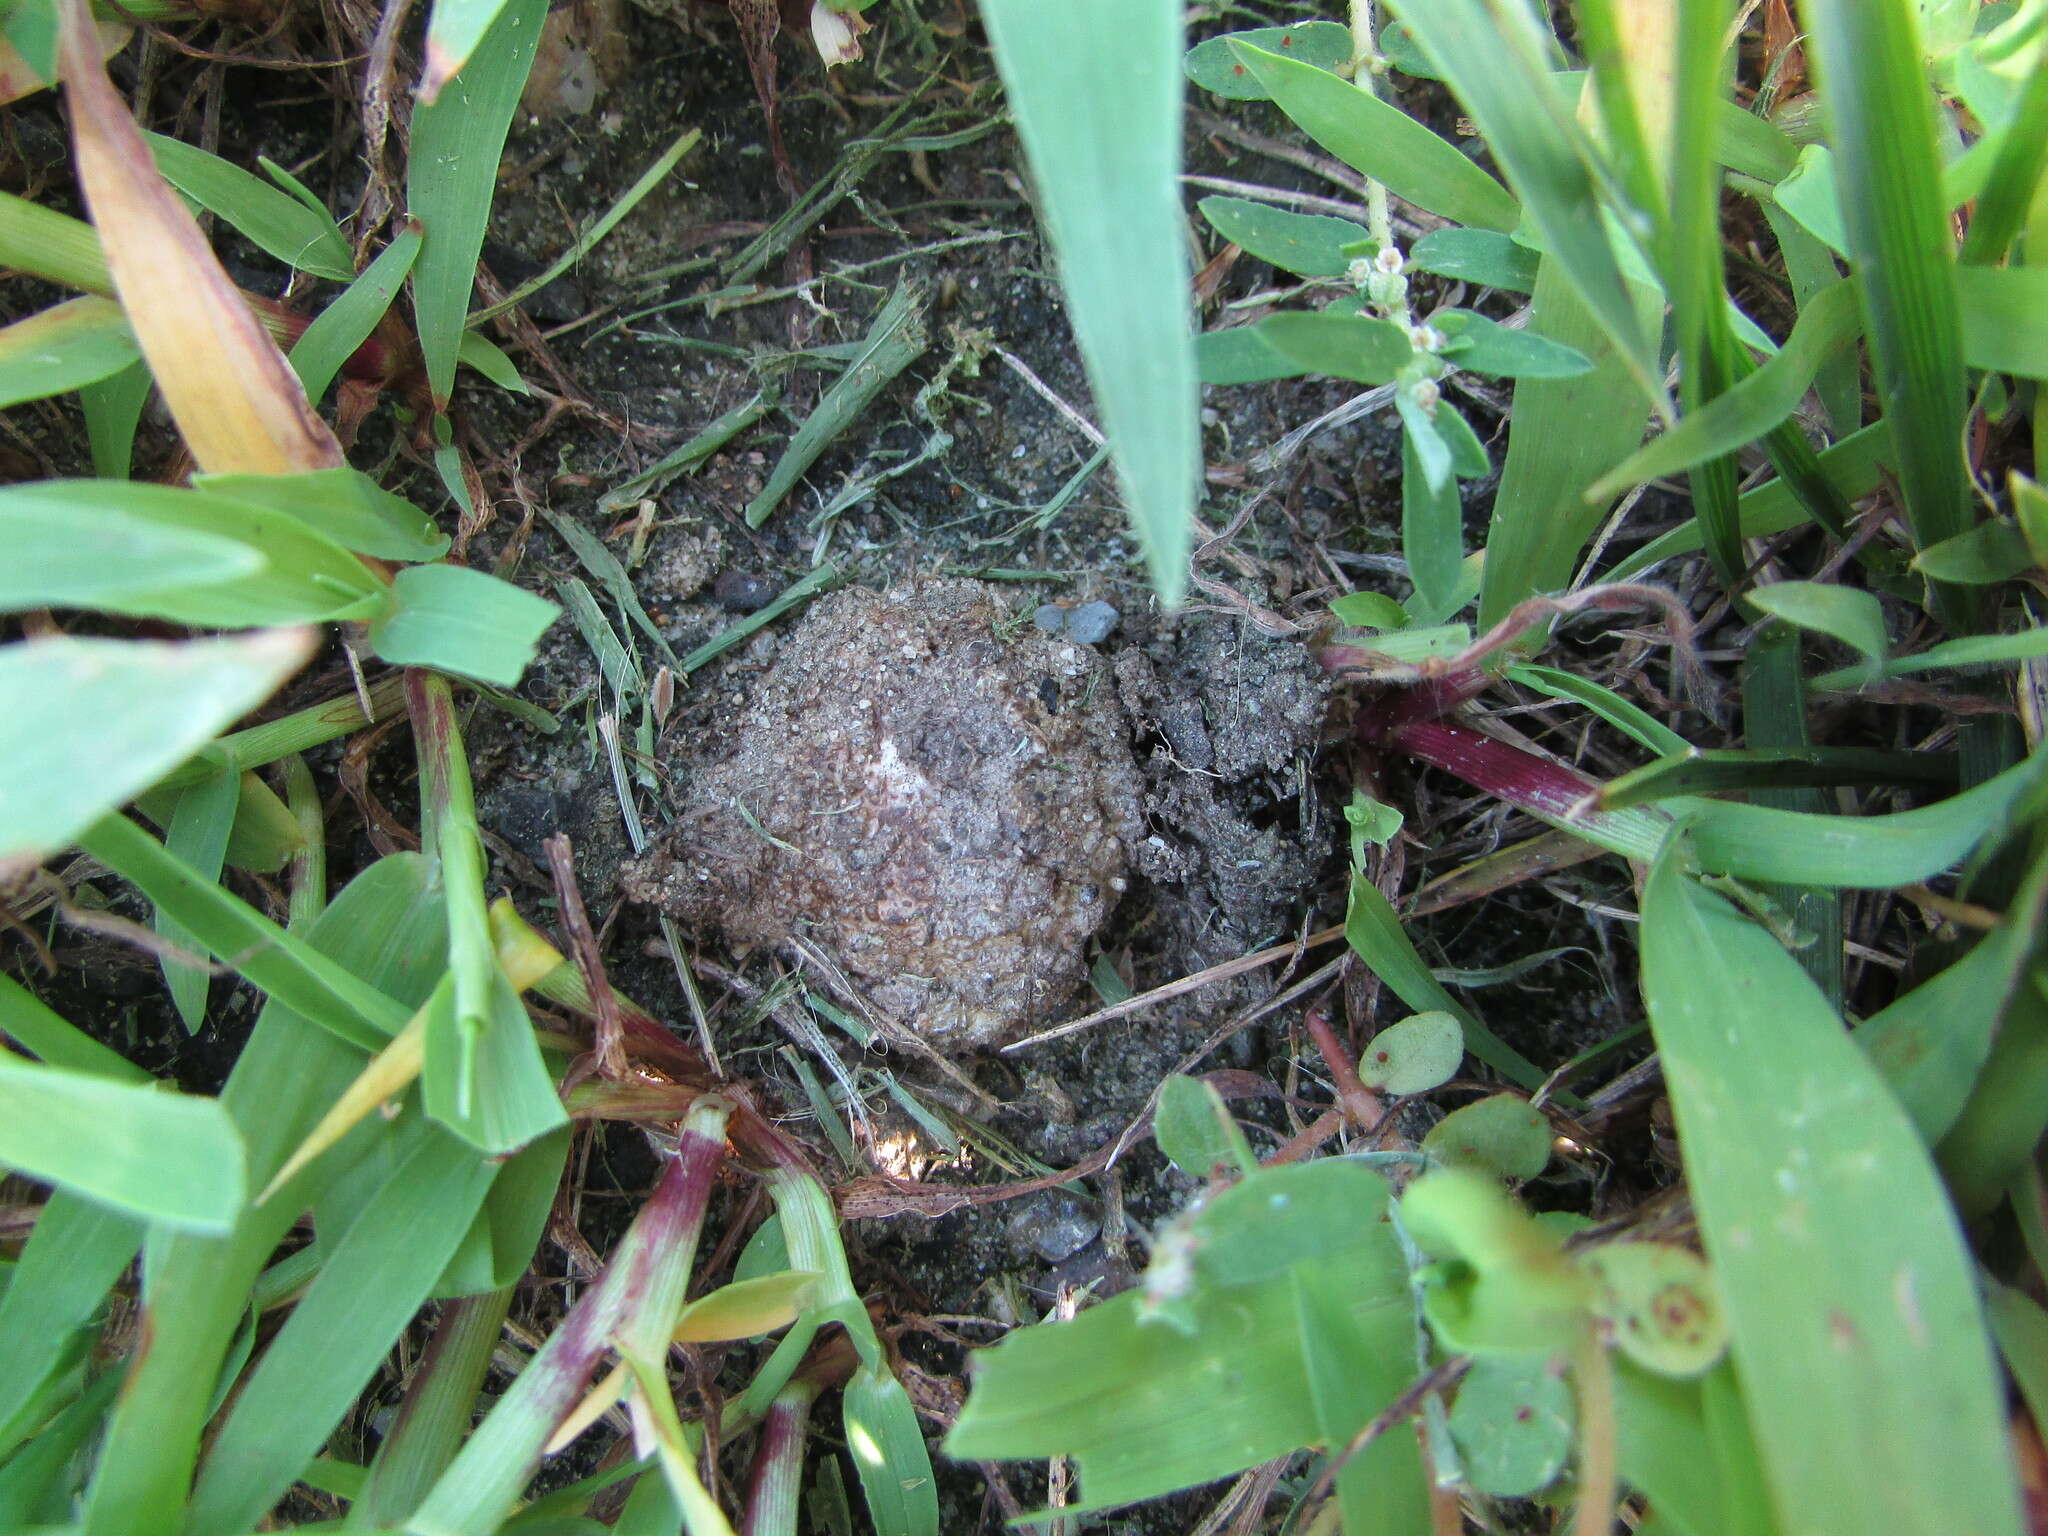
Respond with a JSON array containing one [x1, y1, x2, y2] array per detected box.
[[623, 579, 1144, 1050]]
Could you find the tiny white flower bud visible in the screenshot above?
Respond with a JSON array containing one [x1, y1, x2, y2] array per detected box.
[[810, 1, 870, 67]]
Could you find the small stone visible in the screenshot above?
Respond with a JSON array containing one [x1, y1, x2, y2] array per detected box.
[[1064, 600, 1119, 645], [1005, 1191, 1101, 1263]]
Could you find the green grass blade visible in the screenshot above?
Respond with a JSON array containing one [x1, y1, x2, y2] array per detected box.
[[1477, 258, 1661, 626], [1677, 748, 2046, 887], [0, 496, 260, 614], [153, 764, 240, 1029], [1667, 0, 1743, 584], [144, 132, 353, 282], [1640, 852, 2023, 1536], [1229, 41, 1519, 232], [351, 1285, 514, 1526], [369, 565, 559, 687], [1604, 421, 1893, 582], [1345, 874, 1546, 1091], [410, 673, 565, 1153], [78, 359, 151, 479], [1757, 196, 1860, 436], [0, 1047, 243, 1233], [1860, 857, 2047, 1144], [0, 631, 311, 866], [1385, 0, 1670, 417], [743, 279, 926, 529], [79, 812, 412, 1050], [195, 468, 449, 563], [0, 480, 386, 628], [1958, 53, 2048, 265], [78, 855, 443, 1536], [1506, 663, 1691, 755], [290, 224, 421, 404], [1800, 0, 1972, 597], [406, 0, 546, 408], [977, 0, 1199, 605], [0, 296, 137, 407], [1588, 278, 1862, 499], [0, 972, 147, 1081], [1956, 264, 2048, 379], [187, 1133, 497, 1535], [0, 1191, 140, 1447], [1738, 623, 1845, 1007]]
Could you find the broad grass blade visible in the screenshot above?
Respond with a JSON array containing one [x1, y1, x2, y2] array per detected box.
[[1606, 423, 1893, 583], [1956, 264, 2048, 380], [0, 1053, 242, 1229], [58, 0, 342, 475], [0, 1191, 139, 1445], [977, 0, 1199, 605], [78, 856, 442, 1536], [186, 1132, 497, 1535], [78, 358, 150, 478], [79, 813, 413, 1051], [1640, 852, 2023, 1536], [290, 223, 421, 404], [407, 0, 547, 408], [1860, 857, 2047, 1143], [1799, 0, 1971, 601], [143, 132, 353, 280], [0, 971, 147, 1081], [0, 296, 137, 406], [0, 631, 312, 868], [0, 480, 385, 628], [0, 488, 260, 612], [1677, 749, 2045, 887], [1477, 260, 1659, 627], [369, 565, 559, 686]]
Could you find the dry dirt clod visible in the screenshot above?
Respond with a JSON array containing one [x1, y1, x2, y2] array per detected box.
[[622, 579, 1144, 1050]]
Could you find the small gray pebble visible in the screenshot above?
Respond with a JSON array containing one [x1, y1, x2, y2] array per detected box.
[[1032, 603, 1067, 635], [1064, 600, 1120, 645], [1004, 1191, 1102, 1264]]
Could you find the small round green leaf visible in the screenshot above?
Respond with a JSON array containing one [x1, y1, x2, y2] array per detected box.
[[1154, 1073, 1255, 1179], [1423, 1093, 1552, 1181], [1359, 1011, 1463, 1095], [1580, 1240, 1728, 1378], [1448, 1354, 1575, 1496]]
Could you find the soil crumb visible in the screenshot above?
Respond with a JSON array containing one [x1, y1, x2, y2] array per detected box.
[[622, 579, 1143, 1049]]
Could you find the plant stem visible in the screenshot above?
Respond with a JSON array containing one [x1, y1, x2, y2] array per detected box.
[[406, 1095, 733, 1536], [739, 1379, 822, 1536]]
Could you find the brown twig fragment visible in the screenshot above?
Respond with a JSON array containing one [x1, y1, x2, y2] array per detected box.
[[545, 834, 629, 1085]]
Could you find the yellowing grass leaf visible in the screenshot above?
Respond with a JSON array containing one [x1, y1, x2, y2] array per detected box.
[[1640, 852, 2023, 1536], [57, 0, 341, 475], [671, 1270, 820, 1343]]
